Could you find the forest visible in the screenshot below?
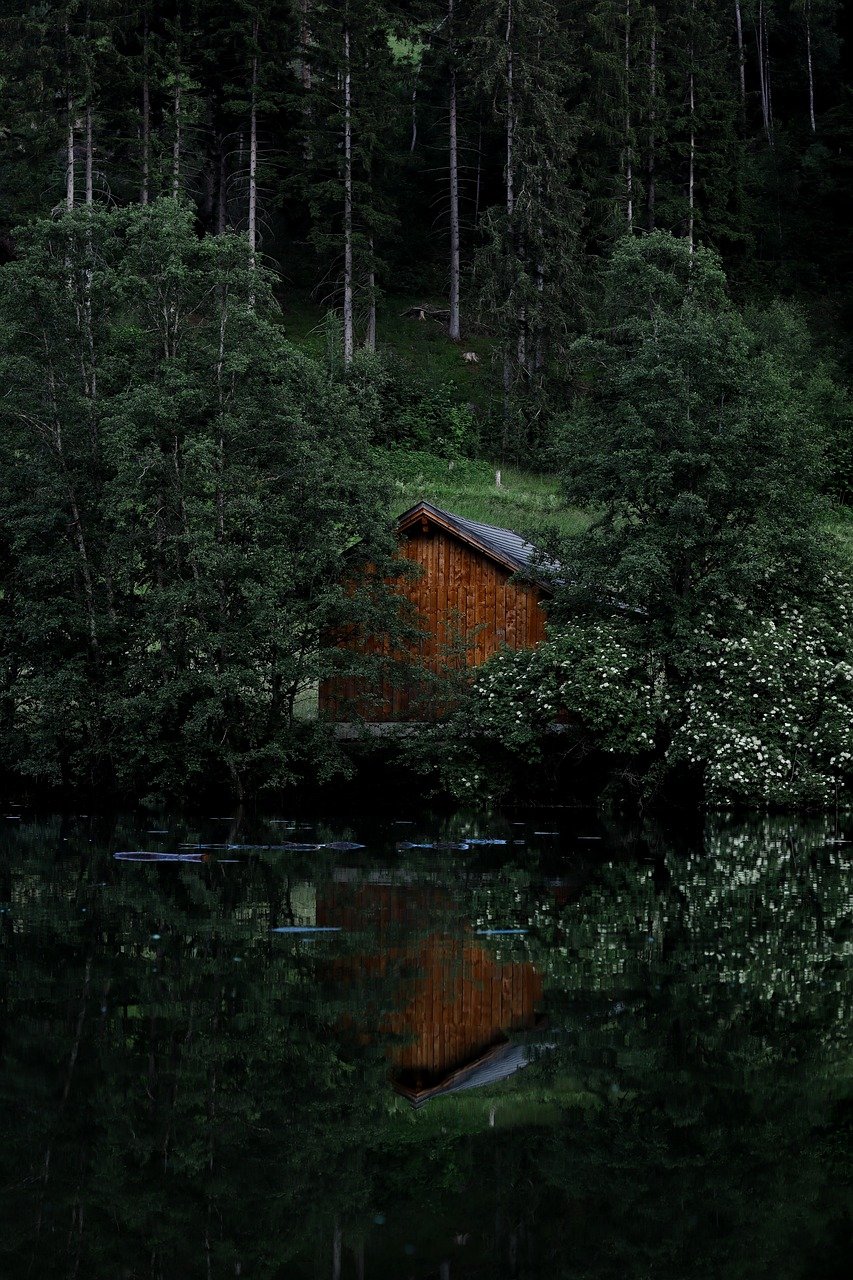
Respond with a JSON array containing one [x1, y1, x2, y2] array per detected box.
[[0, 1, 852, 805]]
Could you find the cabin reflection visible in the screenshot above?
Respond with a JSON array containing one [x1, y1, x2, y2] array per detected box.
[[317, 872, 543, 1105]]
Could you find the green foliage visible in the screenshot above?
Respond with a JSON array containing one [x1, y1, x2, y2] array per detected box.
[[553, 233, 835, 670], [669, 591, 853, 807], [0, 201, 397, 797]]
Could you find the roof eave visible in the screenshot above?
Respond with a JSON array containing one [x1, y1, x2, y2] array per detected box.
[[396, 500, 552, 591]]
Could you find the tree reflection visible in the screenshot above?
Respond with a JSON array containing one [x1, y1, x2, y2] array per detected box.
[[0, 815, 849, 1278]]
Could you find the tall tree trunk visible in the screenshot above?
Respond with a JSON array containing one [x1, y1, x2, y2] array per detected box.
[[624, 0, 633, 231], [173, 15, 182, 198], [332, 1219, 342, 1280], [173, 80, 182, 196], [66, 20, 75, 212], [342, 22, 354, 364], [365, 236, 376, 351], [756, 2, 774, 145], [688, 3, 695, 254], [141, 12, 150, 204], [448, 0, 460, 341], [734, 1, 746, 103], [216, 137, 228, 232], [85, 105, 93, 205], [648, 8, 657, 231], [805, 1, 816, 133], [67, 91, 76, 211], [248, 19, 259, 305], [474, 117, 482, 221], [503, 0, 515, 417]]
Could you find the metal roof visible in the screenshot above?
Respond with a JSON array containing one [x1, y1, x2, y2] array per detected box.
[[396, 1035, 557, 1108], [396, 500, 555, 583]]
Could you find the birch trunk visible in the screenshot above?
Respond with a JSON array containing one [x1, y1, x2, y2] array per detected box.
[[67, 92, 76, 211], [805, 1, 816, 132], [173, 15, 182, 198], [66, 19, 75, 211], [248, 20, 259, 305], [734, 2, 746, 103], [624, 0, 632, 231], [365, 237, 376, 351], [448, 1, 460, 341], [503, 0, 515, 415], [688, 4, 695, 254], [173, 78, 182, 197], [85, 106, 93, 205], [141, 13, 150, 204], [342, 23, 354, 364], [648, 10, 656, 231]]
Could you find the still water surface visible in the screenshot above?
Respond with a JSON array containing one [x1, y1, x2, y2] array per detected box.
[[1, 810, 850, 1278]]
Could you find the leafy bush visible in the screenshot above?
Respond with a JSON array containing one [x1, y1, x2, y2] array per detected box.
[[412, 587, 853, 810], [669, 595, 853, 807]]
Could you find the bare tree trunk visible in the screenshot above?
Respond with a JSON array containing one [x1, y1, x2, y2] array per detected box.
[[805, 0, 816, 133], [85, 106, 93, 205], [332, 1219, 342, 1280], [248, 19, 259, 305], [734, 1, 746, 103], [173, 79, 182, 196], [217, 136, 229, 232], [756, 1, 774, 145], [505, 1, 514, 222], [624, 0, 633, 231], [648, 8, 656, 230], [448, 1, 460, 341], [342, 23, 354, 364], [67, 92, 76, 211], [365, 236, 376, 351], [688, 5, 695, 254], [173, 15, 182, 198], [474, 117, 483, 221], [66, 19, 75, 212], [503, 0, 515, 416], [141, 12, 150, 203]]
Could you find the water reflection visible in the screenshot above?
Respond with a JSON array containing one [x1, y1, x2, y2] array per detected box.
[[0, 812, 849, 1278]]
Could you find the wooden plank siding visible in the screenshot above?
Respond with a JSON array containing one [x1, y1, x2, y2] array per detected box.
[[317, 881, 542, 1094], [320, 510, 549, 722]]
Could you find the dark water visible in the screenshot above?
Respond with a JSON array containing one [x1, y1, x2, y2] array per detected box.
[[0, 809, 850, 1279]]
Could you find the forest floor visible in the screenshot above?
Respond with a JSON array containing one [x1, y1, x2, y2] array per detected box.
[[282, 290, 496, 411]]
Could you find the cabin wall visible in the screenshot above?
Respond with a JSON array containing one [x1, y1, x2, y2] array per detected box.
[[319, 526, 548, 721], [317, 882, 542, 1088]]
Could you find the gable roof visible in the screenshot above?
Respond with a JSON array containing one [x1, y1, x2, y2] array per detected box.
[[393, 1023, 554, 1108], [396, 500, 553, 584], [393, 1039, 534, 1108]]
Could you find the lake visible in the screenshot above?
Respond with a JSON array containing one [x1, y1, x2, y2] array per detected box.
[[0, 809, 850, 1278]]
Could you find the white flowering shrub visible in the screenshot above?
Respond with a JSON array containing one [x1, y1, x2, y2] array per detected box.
[[465, 623, 659, 755], [668, 602, 853, 807]]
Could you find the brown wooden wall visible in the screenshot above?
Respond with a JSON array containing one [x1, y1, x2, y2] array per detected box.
[[319, 524, 548, 721], [317, 882, 542, 1092]]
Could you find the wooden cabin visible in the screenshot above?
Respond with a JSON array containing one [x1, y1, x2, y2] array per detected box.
[[317, 876, 543, 1106], [319, 500, 552, 721]]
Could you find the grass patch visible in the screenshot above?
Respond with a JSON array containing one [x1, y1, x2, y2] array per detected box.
[[828, 503, 853, 567], [383, 448, 587, 538]]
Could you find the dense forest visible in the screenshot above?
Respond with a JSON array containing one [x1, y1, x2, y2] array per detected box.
[[1, 2, 851, 394], [0, 1, 851, 803]]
